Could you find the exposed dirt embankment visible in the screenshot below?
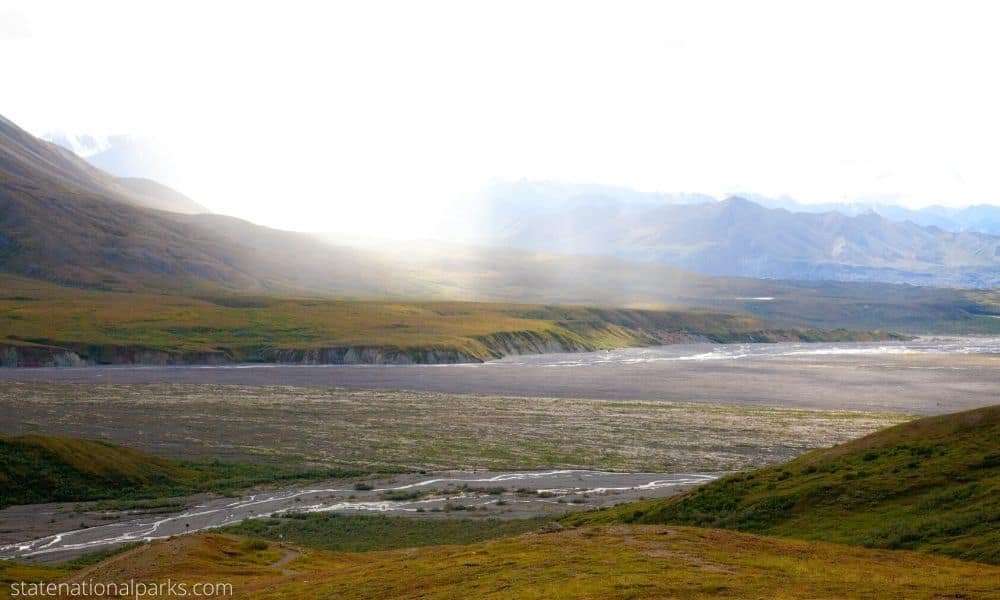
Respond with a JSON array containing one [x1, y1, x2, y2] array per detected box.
[[0, 343, 230, 368], [0, 332, 602, 367], [475, 329, 608, 358], [0, 343, 84, 368], [258, 346, 473, 365], [0, 342, 481, 367], [0, 323, 908, 368]]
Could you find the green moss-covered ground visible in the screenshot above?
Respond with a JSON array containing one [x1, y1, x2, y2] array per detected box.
[[0, 434, 365, 508], [565, 405, 1000, 564]]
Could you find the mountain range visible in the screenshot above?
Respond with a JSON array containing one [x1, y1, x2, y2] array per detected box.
[[455, 181, 1000, 287], [32, 126, 1000, 288], [749, 193, 1000, 236], [2, 113, 1000, 334], [45, 132, 1000, 238]]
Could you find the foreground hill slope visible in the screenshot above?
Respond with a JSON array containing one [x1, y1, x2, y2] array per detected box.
[[7, 528, 998, 599], [0, 434, 351, 507], [0, 434, 198, 507], [566, 405, 1000, 564]]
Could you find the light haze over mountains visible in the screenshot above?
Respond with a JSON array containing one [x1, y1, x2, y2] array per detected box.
[[29, 125, 1000, 289], [453, 181, 1000, 287], [7, 111, 1000, 335]]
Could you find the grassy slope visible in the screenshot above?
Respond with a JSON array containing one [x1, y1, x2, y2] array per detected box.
[[0, 275, 902, 364], [5, 529, 998, 600], [0, 434, 361, 508], [223, 513, 554, 553], [565, 405, 1000, 564]]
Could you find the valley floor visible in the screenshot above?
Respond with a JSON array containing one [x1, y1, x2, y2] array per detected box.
[[0, 383, 905, 471], [1, 347, 996, 597], [2, 344, 997, 414], [0, 470, 716, 562]]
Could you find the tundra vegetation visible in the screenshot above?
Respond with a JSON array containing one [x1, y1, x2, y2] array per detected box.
[[565, 405, 1000, 564], [1, 402, 997, 598], [0, 434, 363, 508], [0, 275, 905, 366], [2, 527, 997, 599]]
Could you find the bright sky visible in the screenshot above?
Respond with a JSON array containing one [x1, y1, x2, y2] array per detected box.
[[2, 1, 1000, 235]]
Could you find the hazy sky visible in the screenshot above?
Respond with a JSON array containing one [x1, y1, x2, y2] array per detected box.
[[3, 1, 1000, 235]]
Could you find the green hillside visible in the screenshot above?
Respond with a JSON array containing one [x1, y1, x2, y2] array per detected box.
[[565, 405, 1000, 564], [9, 528, 998, 600], [0, 434, 359, 507], [0, 275, 904, 366]]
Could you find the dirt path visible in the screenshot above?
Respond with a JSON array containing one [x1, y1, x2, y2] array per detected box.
[[269, 546, 301, 574]]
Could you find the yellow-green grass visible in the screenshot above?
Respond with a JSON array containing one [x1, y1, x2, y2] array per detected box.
[[221, 513, 555, 553], [4, 528, 998, 599], [0, 434, 363, 508], [565, 405, 1000, 564], [0, 561, 71, 600], [0, 274, 901, 364], [1, 275, 564, 360]]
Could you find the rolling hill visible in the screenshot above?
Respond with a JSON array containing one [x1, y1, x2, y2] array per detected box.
[[0, 434, 356, 507], [565, 405, 1000, 564], [1, 276, 901, 366]]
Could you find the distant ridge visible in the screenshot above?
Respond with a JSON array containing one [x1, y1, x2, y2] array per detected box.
[[463, 181, 1000, 287], [0, 112, 402, 293], [1, 115, 207, 215], [44, 131, 183, 200], [746, 192, 1000, 237]]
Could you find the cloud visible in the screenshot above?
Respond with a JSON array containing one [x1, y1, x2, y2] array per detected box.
[[0, 10, 30, 41], [3, 0, 1000, 236]]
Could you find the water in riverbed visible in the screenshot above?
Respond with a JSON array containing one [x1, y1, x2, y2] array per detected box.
[[0, 470, 717, 561]]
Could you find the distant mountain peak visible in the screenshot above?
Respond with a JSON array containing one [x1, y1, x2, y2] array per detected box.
[[718, 196, 766, 213], [464, 180, 1000, 287], [43, 129, 111, 158], [720, 196, 755, 206]]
